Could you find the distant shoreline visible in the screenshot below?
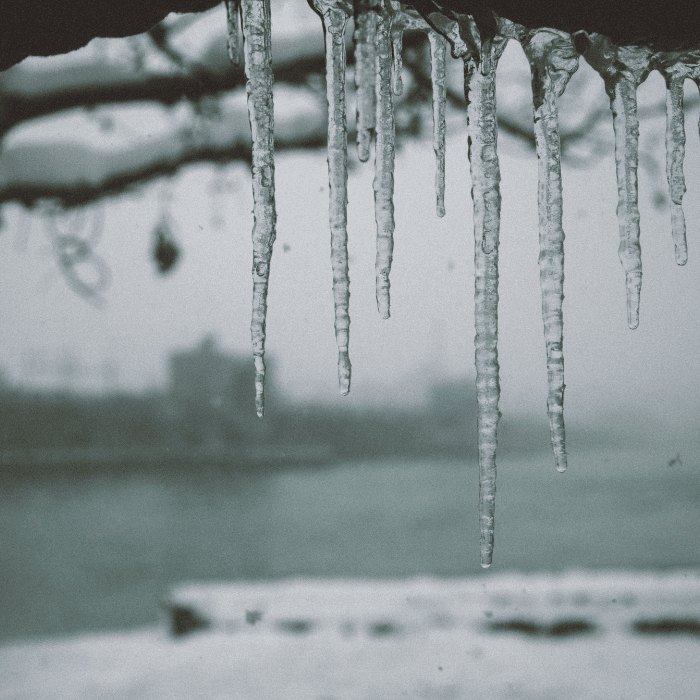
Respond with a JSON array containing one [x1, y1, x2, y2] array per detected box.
[[0, 443, 336, 475]]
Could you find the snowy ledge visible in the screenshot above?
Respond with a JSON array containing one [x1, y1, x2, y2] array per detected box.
[[3, 572, 700, 700], [166, 570, 700, 637]]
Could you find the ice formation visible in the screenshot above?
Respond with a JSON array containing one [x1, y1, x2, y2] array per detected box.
[[226, 0, 244, 66], [429, 30, 447, 217], [353, 0, 377, 163], [311, 0, 352, 393], [373, 2, 396, 319], [232, 0, 277, 417], [228, 0, 700, 563], [464, 36, 507, 567], [521, 30, 579, 474], [583, 37, 651, 330], [389, 3, 404, 96], [655, 51, 700, 266]]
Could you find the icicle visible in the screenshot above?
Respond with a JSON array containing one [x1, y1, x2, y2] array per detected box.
[[226, 0, 244, 67], [313, 0, 352, 394], [583, 38, 652, 330], [387, 5, 448, 216], [374, 4, 395, 319], [653, 53, 692, 267], [655, 50, 700, 264], [390, 17, 404, 96], [522, 30, 579, 473], [664, 72, 687, 266], [353, 0, 378, 162], [239, 0, 277, 417], [465, 36, 508, 568], [611, 80, 643, 329], [429, 31, 447, 217]]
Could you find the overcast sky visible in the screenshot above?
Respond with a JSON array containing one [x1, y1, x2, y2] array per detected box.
[[0, 40, 698, 451]]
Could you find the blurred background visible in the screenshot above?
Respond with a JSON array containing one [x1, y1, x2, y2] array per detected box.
[[0, 0, 698, 651]]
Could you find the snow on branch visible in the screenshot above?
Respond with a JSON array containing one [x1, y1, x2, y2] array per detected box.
[[0, 87, 328, 207]]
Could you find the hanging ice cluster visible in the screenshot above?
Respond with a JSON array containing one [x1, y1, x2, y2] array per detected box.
[[227, 0, 700, 565]]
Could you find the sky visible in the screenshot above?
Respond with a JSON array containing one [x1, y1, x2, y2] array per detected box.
[[0, 29, 699, 452]]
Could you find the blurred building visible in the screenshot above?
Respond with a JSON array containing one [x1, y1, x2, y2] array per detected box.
[[168, 335, 271, 446], [426, 377, 477, 452]]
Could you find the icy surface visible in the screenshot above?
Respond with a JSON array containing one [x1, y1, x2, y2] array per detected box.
[[523, 30, 579, 473], [429, 31, 447, 217], [465, 37, 508, 568], [584, 38, 652, 330], [226, 0, 243, 67], [240, 0, 277, 417], [373, 5, 395, 319], [314, 0, 352, 394], [352, 0, 377, 162]]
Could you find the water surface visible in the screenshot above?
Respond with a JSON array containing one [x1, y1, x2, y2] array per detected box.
[[1, 447, 698, 642]]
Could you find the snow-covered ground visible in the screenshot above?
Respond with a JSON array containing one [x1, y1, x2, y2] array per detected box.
[[3, 571, 699, 700]]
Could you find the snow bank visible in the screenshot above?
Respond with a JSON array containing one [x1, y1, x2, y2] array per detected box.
[[3, 571, 699, 700]]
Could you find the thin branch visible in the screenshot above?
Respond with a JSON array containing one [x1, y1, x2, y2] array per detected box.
[[0, 54, 327, 138]]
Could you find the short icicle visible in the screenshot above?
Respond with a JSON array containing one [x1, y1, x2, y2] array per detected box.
[[664, 72, 688, 265], [523, 30, 579, 473], [610, 74, 646, 328], [465, 37, 508, 568], [374, 3, 396, 319], [429, 30, 447, 217], [353, 0, 378, 162], [226, 0, 243, 66], [240, 0, 277, 417], [689, 55, 700, 258], [584, 39, 652, 330], [657, 49, 700, 263], [390, 14, 404, 96], [654, 54, 691, 266], [313, 0, 352, 394]]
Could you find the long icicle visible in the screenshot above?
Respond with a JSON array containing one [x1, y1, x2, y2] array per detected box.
[[466, 37, 508, 568], [584, 39, 651, 330], [662, 68, 688, 265], [429, 30, 447, 218], [523, 30, 579, 473], [374, 3, 395, 319], [353, 0, 378, 162], [314, 0, 352, 394], [240, 0, 276, 417]]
